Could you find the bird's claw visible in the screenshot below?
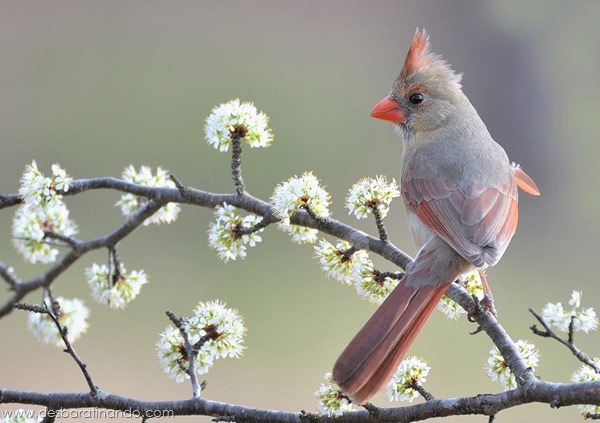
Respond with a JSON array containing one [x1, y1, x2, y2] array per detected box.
[[481, 293, 498, 318]]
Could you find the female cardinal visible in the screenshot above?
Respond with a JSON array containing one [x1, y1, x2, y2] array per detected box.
[[332, 29, 539, 404]]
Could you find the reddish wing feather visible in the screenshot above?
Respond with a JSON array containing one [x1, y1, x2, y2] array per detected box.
[[403, 176, 519, 268], [512, 166, 540, 196]]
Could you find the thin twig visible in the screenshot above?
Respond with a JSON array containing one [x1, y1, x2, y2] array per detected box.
[[231, 136, 245, 195], [233, 216, 273, 238], [301, 203, 322, 222], [14, 301, 98, 396], [568, 315, 575, 345], [169, 174, 191, 198], [0, 262, 19, 288], [376, 270, 404, 280], [0, 193, 21, 209], [340, 245, 359, 263], [370, 203, 388, 242], [110, 248, 123, 284], [165, 311, 202, 397], [529, 308, 600, 372], [409, 381, 434, 401], [43, 231, 79, 248]]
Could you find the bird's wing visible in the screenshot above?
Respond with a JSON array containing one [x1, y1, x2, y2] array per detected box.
[[401, 174, 518, 268]]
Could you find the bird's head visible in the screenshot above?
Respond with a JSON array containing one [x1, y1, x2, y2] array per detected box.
[[371, 29, 466, 137]]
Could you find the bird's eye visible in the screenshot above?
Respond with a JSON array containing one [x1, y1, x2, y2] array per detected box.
[[409, 93, 424, 104]]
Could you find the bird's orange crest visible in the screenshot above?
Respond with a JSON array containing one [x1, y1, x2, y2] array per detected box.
[[401, 28, 444, 79]]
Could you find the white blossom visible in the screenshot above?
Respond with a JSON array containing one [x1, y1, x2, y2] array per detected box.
[[115, 165, 181, 226], [354, 260, 399, 305], [12, 203, 78, 264], [485, 340, 540, 390], [346, 175, 399, 220], [188, 300, 246, 359], [155, 325, 213, 383], [279, 224, 319, 244], [569, 290, 582, 308], [204, 99, 273, 152], [86, 263, 148, 309], [27, 297, 89, 347], [314, 372, 353, 417], [18, 161, 73, 208], [314, 239, 370, 286], [385, 356, 431, 402], [51, 164, 72, 192], [570, 359, 600, 417], [156, 300, 245, 383], [542, 290, 598, 334], [271, 172, 330, 243], [208, 203, 263, 262]]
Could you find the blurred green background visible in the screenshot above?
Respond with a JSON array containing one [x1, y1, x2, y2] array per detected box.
[[1, 1, 598, 422]]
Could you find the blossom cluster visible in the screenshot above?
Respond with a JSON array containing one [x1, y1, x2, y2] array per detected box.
[[14, 162, 78, 264], [385, 356, 431, 402], [314, 239, 399, 305], [205, 99, 273, 152], [485, 339, 540, 390], [309, 176, 403, 304], [346, 175, 400, 219], [18, 161, 72, 208], [570, 359, 600, 417], [542, 290, 598, 334], [27, 296, 90, 348], [271, 172, 330, 243], [208, 203, 264, 262], [12, 202, 78, 264], [188, 301, 246, 359], [354, 261, 400, 305], [116, 165, 181, 226], [156, 300, 246, 383], [85, 263, 148, 310], [314, 373, 354, 417], [314, 239, 369, 286]]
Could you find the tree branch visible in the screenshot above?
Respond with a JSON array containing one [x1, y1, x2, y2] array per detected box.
[[1, 379, 599, 422], [1, 178, 413, 318], [0, 198, 163, 317], [2, 176, 598, 421]]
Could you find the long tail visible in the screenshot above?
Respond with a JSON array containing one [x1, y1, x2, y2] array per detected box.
[[332, 240, 467, 404]]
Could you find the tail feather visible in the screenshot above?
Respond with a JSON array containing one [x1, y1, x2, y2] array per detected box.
[[350, 282, 450, 403], [332, 240, 468, 404]]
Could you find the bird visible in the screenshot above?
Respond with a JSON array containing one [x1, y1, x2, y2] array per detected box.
[[331, 28, 539, 404]]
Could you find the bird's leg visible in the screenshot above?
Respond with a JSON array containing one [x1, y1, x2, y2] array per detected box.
[[479, 270, 497, 318]]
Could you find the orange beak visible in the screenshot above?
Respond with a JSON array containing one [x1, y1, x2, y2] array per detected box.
[[370, 96, 405, 123]]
